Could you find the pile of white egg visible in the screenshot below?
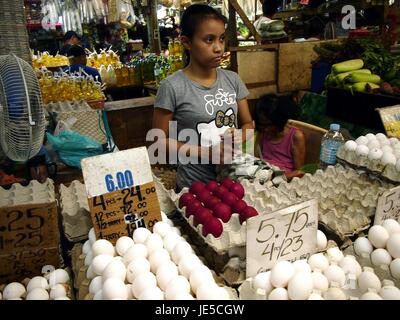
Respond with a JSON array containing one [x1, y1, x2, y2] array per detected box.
[[0, 269, 71, 300], [83, 216, 231, 300]]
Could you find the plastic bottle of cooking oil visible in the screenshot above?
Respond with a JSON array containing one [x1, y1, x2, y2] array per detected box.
[[319, 123, 344, 169]]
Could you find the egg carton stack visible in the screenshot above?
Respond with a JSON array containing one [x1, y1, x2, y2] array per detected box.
[[343, 219, 400, 290], [74, 214, 237, 300], [0, 268, 73, 300], [238, 245, 400, 300], [337, 133, 400, 183], [59, 181, 93, 242], [277, 165, 392, 237]]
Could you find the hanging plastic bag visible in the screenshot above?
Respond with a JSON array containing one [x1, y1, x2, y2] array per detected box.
[[46, 131, 103, 168]]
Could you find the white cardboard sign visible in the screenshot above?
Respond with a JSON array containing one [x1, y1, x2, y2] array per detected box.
[[246, 199, 318, 278], [374, 185, 400, 225]]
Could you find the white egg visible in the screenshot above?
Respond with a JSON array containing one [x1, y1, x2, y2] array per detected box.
[[376, 132, 387, 140], [145, 233, 164, 255], [382, 145, 394, 153], [371, 248, 392, 266], [308, 293, 324, 300], [54, 297, 70, 300], [0, 291, 2, 300], [171, 241, 193, 264], [86, 264, 96, 280], [173, 293, 195, 300], [390, 258, 400, 279], [386, 233, 400, 259], [88, 228, 96, 244], [327, 247, 344, 263], [368, 148, 383, 161], [93, 290, 103, 300], [84, 250, 94, 266], [49, 284, 67, 300], [367, 140, 381, 150], [393, 149, 400, 160], [365, 133, 376, 141], [89, 276, 103, 294], [381, 152, 397, 166], [355, 136, 368, 146], [344, 140, 358, 151], [153, 221, 172, 238], [338, 255, 362, 276], [379, 139, 391, 147], [165, 276, 191, 300], [287, 271, 313, 300], [178, 254, 203, 279], [360, 290, 382, 300], [355, 145, 369, 156], [270, 261, 295, 288], [268, 287, 289, 300], [354, 237, 373, 256], [82, 240, 92, 255], [171, 227, 182, 236], [323, 265, 346, 287], [311, 271, 329, 292], [3, 282, 26, 300], [358, 269, 382, 293], [323, 287, 347, 300], [317, 230, 328, 251], [132, 272, 157, 298], [126, 258, 151, 283], [92, 239, 115, 257], [156, 262, 179, 291], [132, 227, 152, 244], [293, 260, 311, 274], [139, 287, 164, 300], [26, 288, 49, 300], [92, 254, 113, 276], [48, 269, 70, 287], [379, 281, 400, 300], [27, 276, 49, 292], [189, 265, 215, 294], [389, 137, 399, 146], [149, 249, 171, 273], [308, 253, 329, 271], [163, 232, 182, 253], [368, 225, 390, 248], [123, 244, 148, 265], [396, 159, 400, 172], [125, 284, 133, 299], [103, 278, 128, 300], [102, 260, 127, 282], [115, 236, 134, 256], [252, 271, 273, 294], [382, 219, 400, 235]]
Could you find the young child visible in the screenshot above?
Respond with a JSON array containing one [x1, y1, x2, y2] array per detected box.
[[152, 4, 254, 191], [254, 94, 306, 180]]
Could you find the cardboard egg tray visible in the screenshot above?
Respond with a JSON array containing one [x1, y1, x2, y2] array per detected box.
[[59, 181, 92, 243], [152, 173, 177, 216], [0, 179, 55, 207]]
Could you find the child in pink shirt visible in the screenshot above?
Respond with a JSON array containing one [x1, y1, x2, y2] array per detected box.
[[255, 94, 306, 180]]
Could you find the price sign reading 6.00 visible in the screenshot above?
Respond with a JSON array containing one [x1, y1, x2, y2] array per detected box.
[[246, 199, 318, 278]]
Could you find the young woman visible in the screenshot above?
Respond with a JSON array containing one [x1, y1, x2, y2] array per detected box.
[[254, 94, 306, 180], [152, 4, 254, 191]]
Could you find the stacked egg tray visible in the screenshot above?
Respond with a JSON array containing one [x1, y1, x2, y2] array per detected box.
[[152, 173, 177, 217], [0, 179, 56, 207], [59, 181, 93, 243], [336, 133, 400, 183]]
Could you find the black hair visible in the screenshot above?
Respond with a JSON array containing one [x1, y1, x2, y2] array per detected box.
[[254, 94, 295, 132], [67, 45, 86, 58], [262, 0, 279, 17], [64, 30, 80, 41]]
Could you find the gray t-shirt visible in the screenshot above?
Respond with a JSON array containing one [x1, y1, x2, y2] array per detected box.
[[154, 68, 249, 191]]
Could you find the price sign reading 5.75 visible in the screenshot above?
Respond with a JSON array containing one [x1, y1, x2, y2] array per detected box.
[[374, 186, 400, 226], [246, 199, 318, 278]]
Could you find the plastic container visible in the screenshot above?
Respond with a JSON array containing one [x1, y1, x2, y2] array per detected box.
[[319, 123, 345, 169]]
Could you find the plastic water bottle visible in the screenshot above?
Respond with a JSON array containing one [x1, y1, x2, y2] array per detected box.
[[319, 123, 344, 169]]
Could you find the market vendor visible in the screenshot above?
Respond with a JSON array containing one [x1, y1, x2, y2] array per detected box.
[[59, 31, 81, 56], [64, 45, 102, 83], [152, 4, 254, 192]]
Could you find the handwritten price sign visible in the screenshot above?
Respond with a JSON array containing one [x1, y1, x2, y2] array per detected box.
[[374, 186, 400, 226], [246, 199, 318, 278]]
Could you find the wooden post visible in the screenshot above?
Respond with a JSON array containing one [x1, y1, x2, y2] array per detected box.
[[229, 0, 262, 43], [227, 1, 238, 72], [146, 0, 162, 54]]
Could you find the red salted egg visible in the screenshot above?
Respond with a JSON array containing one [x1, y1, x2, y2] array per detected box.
[[221, 177, 234, 189], [202, 217, 223, 238], [229, 182, 245, 199], [239, 206, 259, 224], [193, 208, 213, 226], [206, 181, 219, 192], [222, 192, 238, 208], [232, 199, 247, 214], [189, 181, 205, 196], [213, 185, 228, 199], [213, 202, 232, 223], [185, 200, 202, 217], [204, 196, 221, 211], [178, 192, 195, 209], [197, 189, 212, 204]]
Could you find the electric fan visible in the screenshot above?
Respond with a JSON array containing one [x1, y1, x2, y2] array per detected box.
[[0, 54, 46, 162]]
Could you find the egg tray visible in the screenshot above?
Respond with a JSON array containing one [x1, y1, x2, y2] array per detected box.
[[152, 166, 177, 191], [152, 173, 177, 216], [0, 179, 56, 207], [59, 181, 93, 243]]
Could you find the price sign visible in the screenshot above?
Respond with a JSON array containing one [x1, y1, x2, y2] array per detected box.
[[82, 147, 162, 243], [246, 199, 318, 278], [374, 186, 400, 225], [377, 105, 400, 138]]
